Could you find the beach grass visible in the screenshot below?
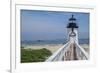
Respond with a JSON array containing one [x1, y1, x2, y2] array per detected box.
[[21, 48, 52, 63]]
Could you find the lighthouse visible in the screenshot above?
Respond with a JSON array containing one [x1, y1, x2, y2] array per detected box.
[[67, 15, 79, 43]]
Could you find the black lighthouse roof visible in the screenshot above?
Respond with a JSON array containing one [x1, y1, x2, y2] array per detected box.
[[67, 15, 78, 28]]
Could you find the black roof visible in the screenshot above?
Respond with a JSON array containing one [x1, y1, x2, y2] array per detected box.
[[69, 15, 76, 21], [67, 23, 78, 28], [67, 15, 78, 28]]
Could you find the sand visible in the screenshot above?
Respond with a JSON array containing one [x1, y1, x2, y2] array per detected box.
[[80, 44, 89, 54], [23, 44, 89, 54], [23, 44, 63, 53]]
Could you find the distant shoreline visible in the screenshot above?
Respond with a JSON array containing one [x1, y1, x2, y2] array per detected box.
[[21, 39, 89, 46]]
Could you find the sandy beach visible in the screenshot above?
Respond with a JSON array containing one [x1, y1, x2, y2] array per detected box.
[[22, 44, 89, 54], [80, 44, 89, 54], [23, 44, 63, 53]]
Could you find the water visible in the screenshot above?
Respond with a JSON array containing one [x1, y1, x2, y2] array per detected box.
[[21, 39, 89, 45], [79, 39, 89, 44]]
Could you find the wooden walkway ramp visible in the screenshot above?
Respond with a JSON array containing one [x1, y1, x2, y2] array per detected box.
[[45, 40, 89, 62]]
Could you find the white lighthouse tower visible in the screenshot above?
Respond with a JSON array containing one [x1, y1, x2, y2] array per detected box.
[[67, 15, 79, 43]]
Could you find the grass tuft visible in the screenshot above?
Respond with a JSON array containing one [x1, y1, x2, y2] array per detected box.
[[21, 48, 52, 63]]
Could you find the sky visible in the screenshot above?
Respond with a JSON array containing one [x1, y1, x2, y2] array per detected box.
[[21, 10, 89, 41]]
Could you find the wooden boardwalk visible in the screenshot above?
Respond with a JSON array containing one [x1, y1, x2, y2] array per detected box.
[[45, 40, 89, 62]]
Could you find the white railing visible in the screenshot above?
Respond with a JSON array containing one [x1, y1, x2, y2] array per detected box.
[[45, 41, 71, 62], [75, 41, 89, 60], [45, 40, 89, 62]]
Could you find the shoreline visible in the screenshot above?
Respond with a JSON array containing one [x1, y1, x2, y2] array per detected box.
[[21, 43, 89, 54], [22, 44, 63, 53]]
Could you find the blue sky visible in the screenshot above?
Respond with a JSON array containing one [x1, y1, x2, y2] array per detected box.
[[21, 10, 89, 41]]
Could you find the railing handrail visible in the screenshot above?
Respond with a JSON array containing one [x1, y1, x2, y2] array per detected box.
[[45, 40, 89, 62], [75, 40, 89, 59], [45, 41, 71, 62]]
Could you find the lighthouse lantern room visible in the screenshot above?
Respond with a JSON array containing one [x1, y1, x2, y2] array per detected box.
[[67, 15, 79, 43]]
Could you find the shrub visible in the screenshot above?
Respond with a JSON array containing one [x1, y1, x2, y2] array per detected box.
[[21, 48, 52, 63]]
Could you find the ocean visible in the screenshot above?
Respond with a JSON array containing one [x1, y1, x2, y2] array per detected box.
[[21, 39, 89, 45]]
